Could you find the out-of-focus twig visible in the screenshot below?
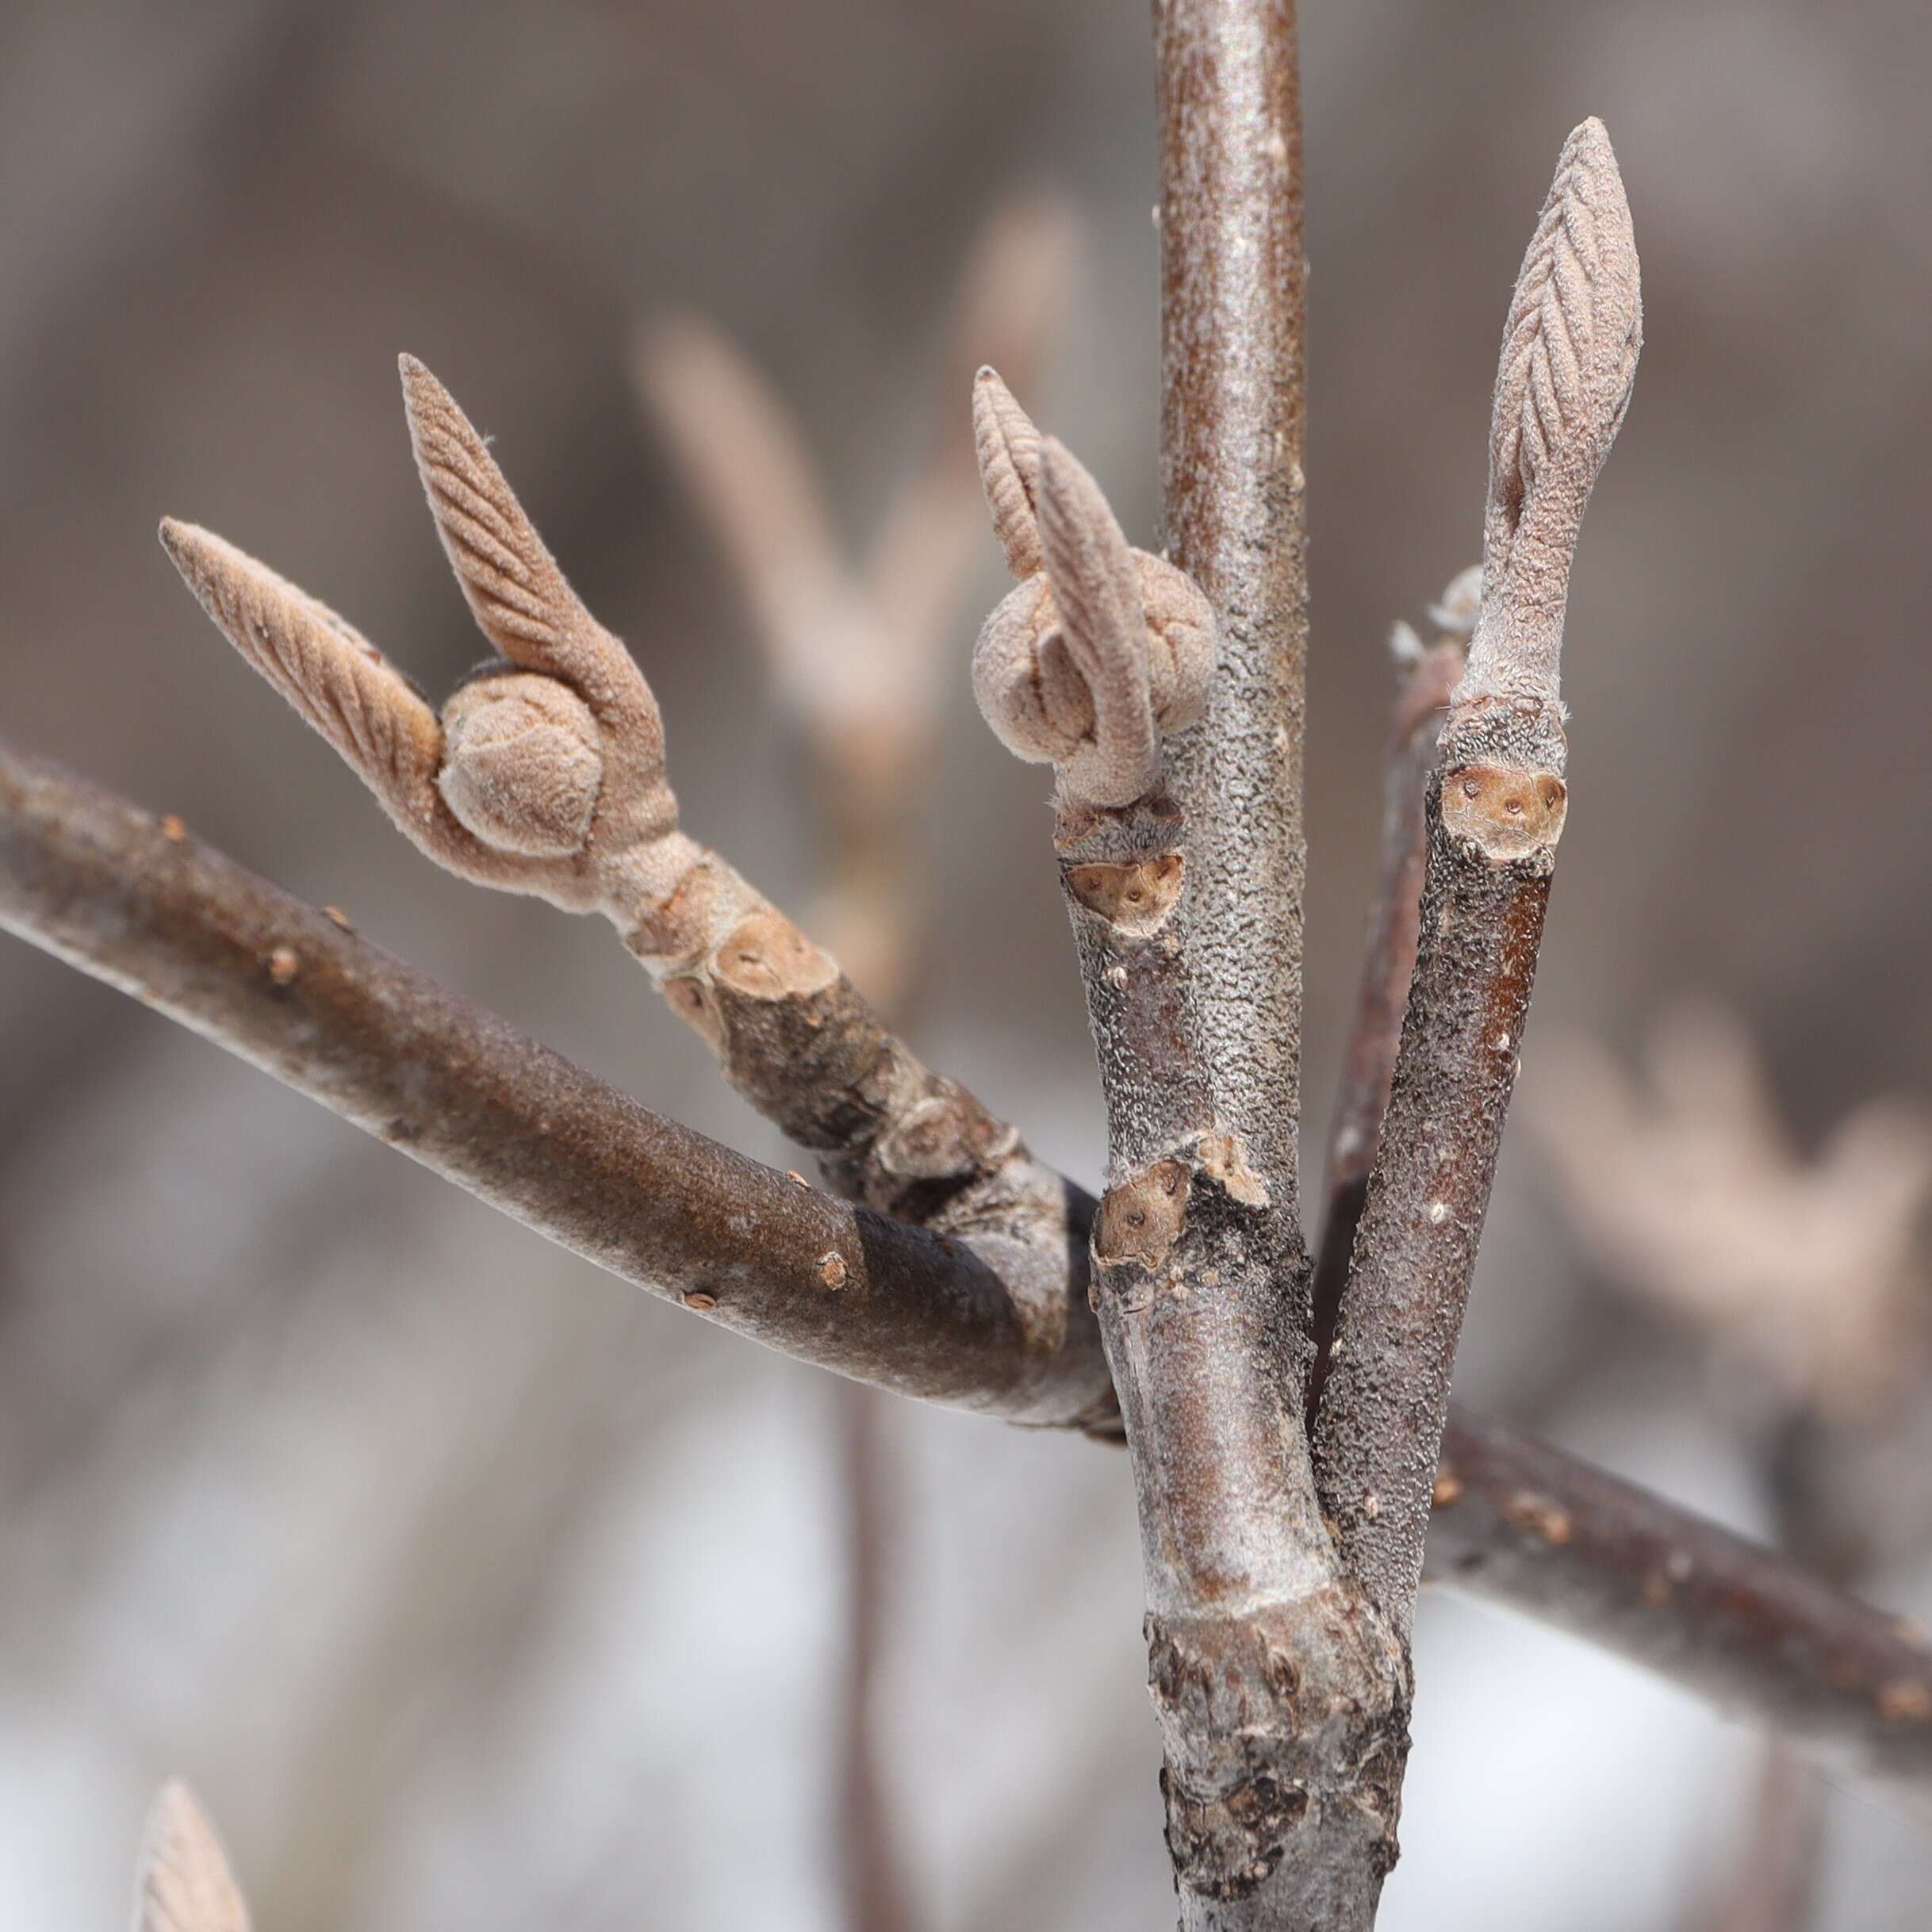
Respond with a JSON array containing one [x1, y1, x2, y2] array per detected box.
[[1527, 1005, 1932, 1429], [636, 190, 1080, 1932], [634, 188, 1079, 1003], [1528, 1006, 1932, 1928], [1692, 1743, 1827, 1932], [1426, 1406, 1932, 1807]]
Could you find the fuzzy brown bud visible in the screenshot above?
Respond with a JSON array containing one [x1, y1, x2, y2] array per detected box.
[[437, 673, 604, 858], [970, 382, 1216, 809]]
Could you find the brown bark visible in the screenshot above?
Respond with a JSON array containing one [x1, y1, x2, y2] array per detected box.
[[1312, 109, 1639, 1692], [1313, 699, 1564, 1639], [1305, 602, 1932, 1827], [1428, 1409, 1932, 1811]]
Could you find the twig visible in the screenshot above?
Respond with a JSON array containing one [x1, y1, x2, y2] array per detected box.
[[7, 742, 1932, 1800], [159, 358, 1087, 1321], [1314, 117, 1643, 1641], [1305, 572, 1932, 1869], [0, 738, 1113, 1427], [1129, 6, 1409, 1920], [1694, 1745, 1826, 1932], [834, 1385, 907, 1932], [973, 361, 1398, 1921], [966, 7, 1408, 1918]]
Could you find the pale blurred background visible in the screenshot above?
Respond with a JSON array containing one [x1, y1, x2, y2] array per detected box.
[[4, 1, 1932, 1926]]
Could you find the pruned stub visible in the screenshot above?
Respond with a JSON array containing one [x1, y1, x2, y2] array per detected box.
[[1439, 761, 1566, 862]]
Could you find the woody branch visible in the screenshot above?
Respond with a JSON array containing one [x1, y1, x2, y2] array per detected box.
[[5, 742, 1930, 1803]]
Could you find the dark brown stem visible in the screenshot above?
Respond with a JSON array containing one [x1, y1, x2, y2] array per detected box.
[[1302, 605, 1932, 1813], [0, 738, 1113, 1430], [1429, 1407, 1932, 1808], [1313, 692, 1566, 1639], [1313, 114, 1639, 1650]]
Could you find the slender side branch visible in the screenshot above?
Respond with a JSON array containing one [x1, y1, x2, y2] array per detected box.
[[7, 742, 1932, 1795], [1310, 569, 1932, 1812], [1428, 1409, 1932, 1810], [1315, 118, 1642, 1640], [0, 739, 1111, 1426]]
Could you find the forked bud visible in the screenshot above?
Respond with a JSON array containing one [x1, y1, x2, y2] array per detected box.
[[969, 370, 1214, 810]]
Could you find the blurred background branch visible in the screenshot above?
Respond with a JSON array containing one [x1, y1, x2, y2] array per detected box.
[[635, 184, 1081, 1932]]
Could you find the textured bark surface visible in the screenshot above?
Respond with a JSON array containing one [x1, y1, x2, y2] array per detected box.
[[1310, 126, 1639, 1846], [1309, 642, 1462, 1418], [1078, 6, 1414, 1922], [1060, 787, 1405, 1930], [1155, 0, 1310, 1212]]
